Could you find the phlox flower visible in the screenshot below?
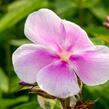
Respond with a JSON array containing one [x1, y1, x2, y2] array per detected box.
[[12, 9, 109, 98]]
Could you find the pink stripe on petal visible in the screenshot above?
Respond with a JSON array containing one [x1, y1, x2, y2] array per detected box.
[[36, 61, 80, 98], [12, 44, 58, 83], [70, 45, 109, 86]]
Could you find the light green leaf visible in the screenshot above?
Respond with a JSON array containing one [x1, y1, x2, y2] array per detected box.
[[0, 0, 48, 32], [85, 27, 109, 35], [37, 96, 61, 109], [91, 38, 105, 45], [14, 101, 40, 109], [89, 6, 107, 20], [84, 82, 109, 109], [0, 96, 28, 108], [10, 39, 31, 46], [0, 68, 9, 93]]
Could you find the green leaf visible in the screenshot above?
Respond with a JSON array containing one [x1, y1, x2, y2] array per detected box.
[[0, 68, 9, 93], [7, 0, 30, 12], [94, 34, 109, 45], [53, 100, 61, 109], [0, 96, 28, 108], [55, 0, 77, 18], [91, 6, 107, 20], [0, 0, 48, 32], [85, 27, 109, 35], [91, 37, 105, 45], [82, 0, 99, 9], [10, 39, 31, 46], [84, 82, 109, 109], [14, 101, 40, 109], [10, 76, 20, 93], [37, 96, 61, 109]]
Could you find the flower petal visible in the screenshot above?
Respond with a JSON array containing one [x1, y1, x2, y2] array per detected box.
[[36, 61, 80, 98], [24, 9, 65, 50], [12, 44, 58, 83], [70, 45, 109, 86], [61, 20, 94, 52]]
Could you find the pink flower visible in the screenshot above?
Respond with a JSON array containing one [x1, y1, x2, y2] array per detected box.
[[12, 9, 109, 98]]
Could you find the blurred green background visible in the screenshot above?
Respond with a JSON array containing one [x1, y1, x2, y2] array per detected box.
[[0, 0, 109, 109]]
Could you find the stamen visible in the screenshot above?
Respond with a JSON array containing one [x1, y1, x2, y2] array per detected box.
[[59, 51, 70, 61]]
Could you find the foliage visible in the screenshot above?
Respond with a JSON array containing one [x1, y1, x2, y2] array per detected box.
[[0, 0, 109, 109]]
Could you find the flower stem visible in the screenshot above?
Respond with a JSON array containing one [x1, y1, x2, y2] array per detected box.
[[60, 99, 67, 109]]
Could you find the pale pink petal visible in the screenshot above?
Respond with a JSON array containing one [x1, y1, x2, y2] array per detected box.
[[36, 61, 80, 98], [70, 45, 109, 86], [12, 44, 58, 83], [61, 20, 94, 52], [24, 9, 65, 50]]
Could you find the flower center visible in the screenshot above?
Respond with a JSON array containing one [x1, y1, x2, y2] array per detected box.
[[59, 51, 70, 62]]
